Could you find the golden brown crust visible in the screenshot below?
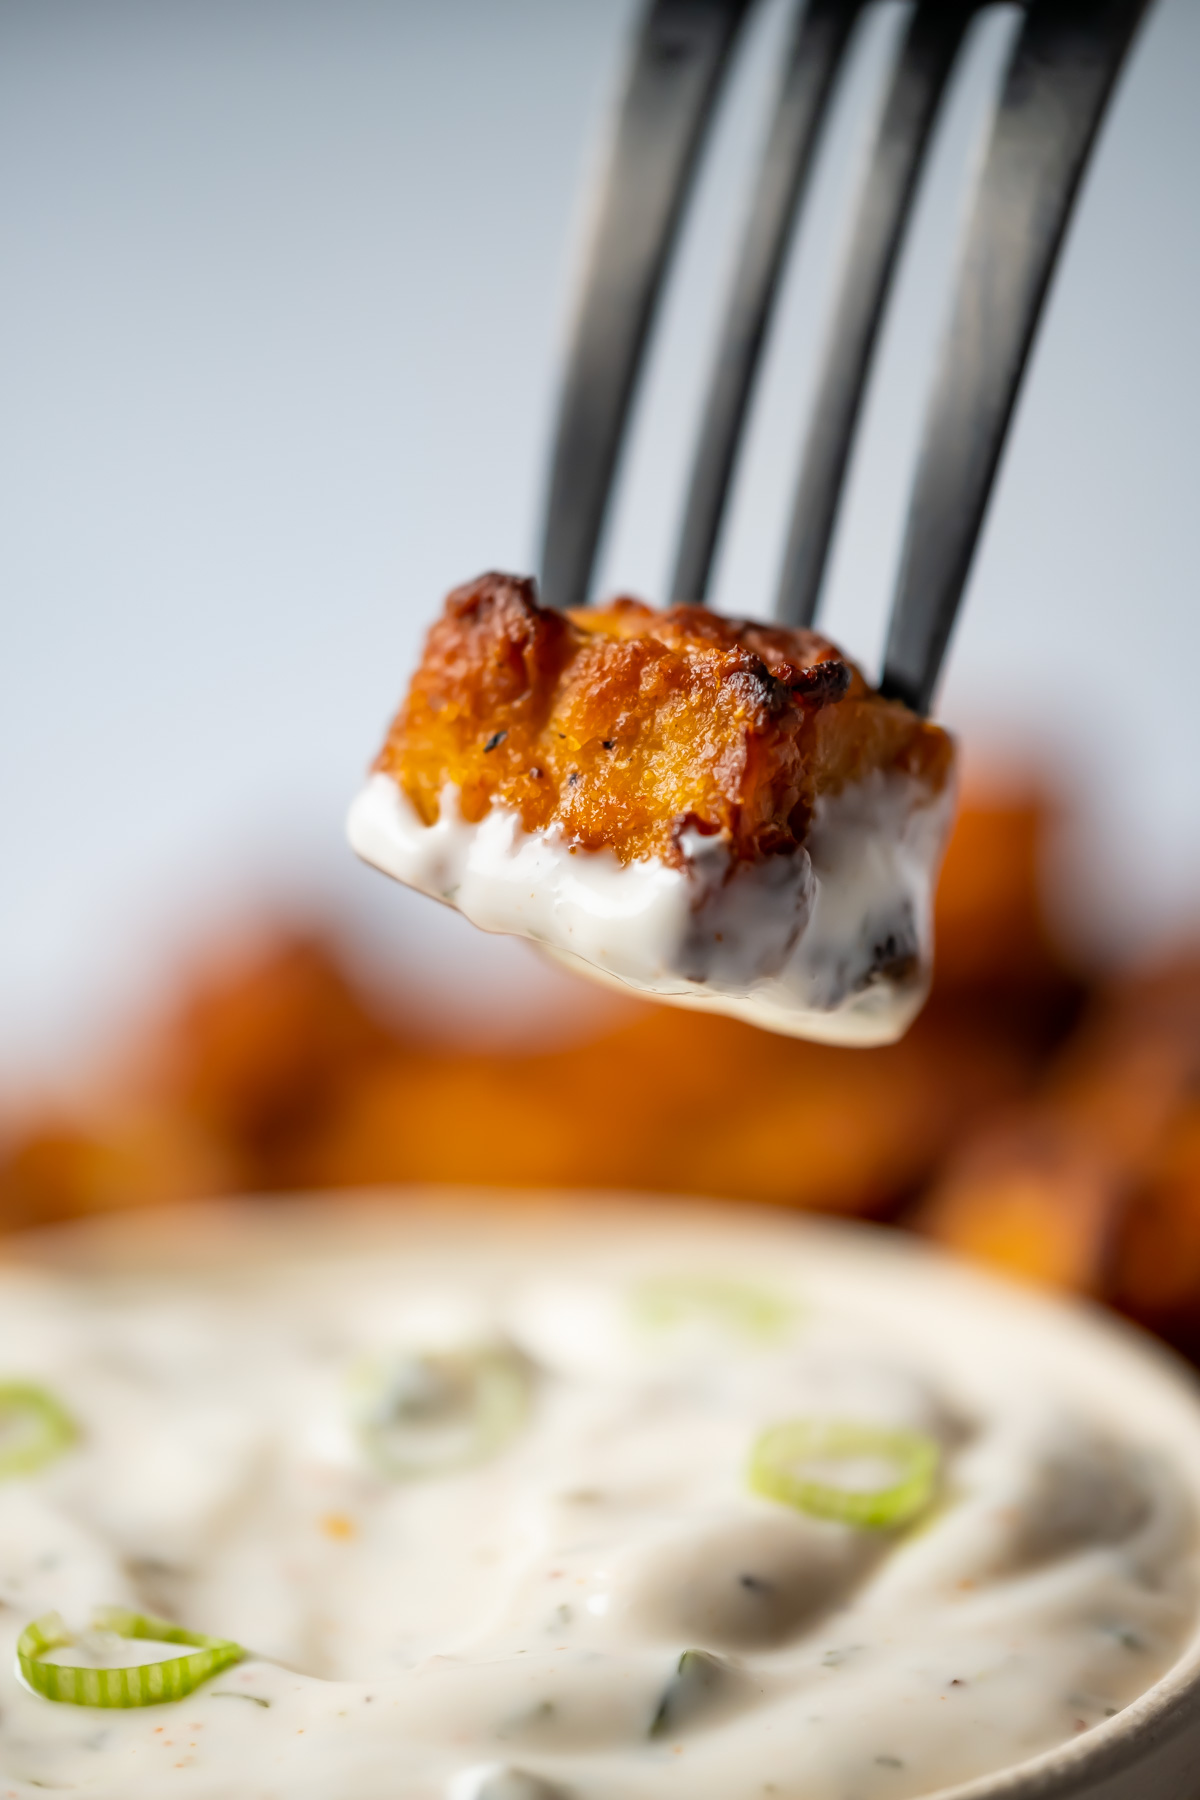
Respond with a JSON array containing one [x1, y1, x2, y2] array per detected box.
[[376, 572, 954, 867]]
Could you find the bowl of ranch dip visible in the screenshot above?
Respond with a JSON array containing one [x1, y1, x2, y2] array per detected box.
[[1, 1192, 1198, 1800]]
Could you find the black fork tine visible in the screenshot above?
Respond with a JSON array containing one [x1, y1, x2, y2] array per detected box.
[[669, 0, 866, 608], [880, 0, 1150, 714], [775, 0, 978, 629], [539, 0, 755, 614]]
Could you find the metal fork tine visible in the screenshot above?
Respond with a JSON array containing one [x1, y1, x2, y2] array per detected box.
[[539, 0, 755, 614], [775, 0, 976, 629], [880, 0, 1150, 715], [670, 0, 866, 608]]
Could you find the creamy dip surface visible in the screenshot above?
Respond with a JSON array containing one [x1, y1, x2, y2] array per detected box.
[[346, 772, 953, 1047], [1, 1198, 1198, 1800]]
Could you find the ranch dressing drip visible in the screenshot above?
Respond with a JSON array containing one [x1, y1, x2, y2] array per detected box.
[[346, 770, 954, 1046], [0, 1202, 1195, 1800]]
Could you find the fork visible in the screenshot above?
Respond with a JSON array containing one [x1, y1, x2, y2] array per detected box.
[[538, 0, 1149, 715]]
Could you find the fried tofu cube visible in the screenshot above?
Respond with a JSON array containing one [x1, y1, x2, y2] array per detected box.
[[349, 573, 955, 1045]]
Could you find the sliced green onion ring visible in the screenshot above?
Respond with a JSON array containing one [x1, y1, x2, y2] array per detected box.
[[353, 1342, 531, 1479], [748, 1419, 939, 1529], [18, 1608, 245, 1708], [632, 1275, 795, 1343], [0, 1382, 77, 1478]]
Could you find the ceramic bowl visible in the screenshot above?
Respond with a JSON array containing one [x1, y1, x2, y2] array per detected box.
[[7, 1192, 1200, 1800]]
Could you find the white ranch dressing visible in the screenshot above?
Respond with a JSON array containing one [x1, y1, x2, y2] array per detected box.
[[346, 770, 954, 1045], [0, 1199, 1197, 1800]]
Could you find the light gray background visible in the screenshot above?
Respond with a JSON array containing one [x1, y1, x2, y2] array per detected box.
[[3, 0, 1198, 1092]]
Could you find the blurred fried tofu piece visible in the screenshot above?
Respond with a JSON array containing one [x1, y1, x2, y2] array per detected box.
[[0, 1110, 234, 1234], [914, 1113, 1118, 1292], [1114, 1104, 1200, 1344], [376, 572, 953, 868], [930, 785, 1084, 1048], [148, 932, 398, 1181], [299, 996, 1025, 1217], [1106, 961, 1200, 1350], [917, 955, 1200, 1294], [0, 934, 401, 1227]]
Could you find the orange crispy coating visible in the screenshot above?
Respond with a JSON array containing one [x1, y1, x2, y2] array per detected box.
[[377, 572, 953, 867]]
